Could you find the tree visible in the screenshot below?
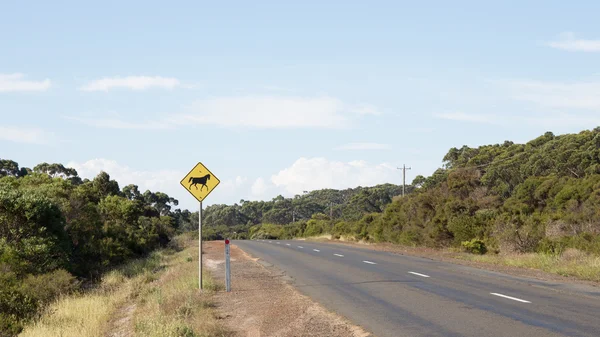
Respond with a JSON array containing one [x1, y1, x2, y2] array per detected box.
[[33, 163, 78, 179], [122, 184, 142, 201], [92, 171, 120, 199], [0, 159, 29, 177]]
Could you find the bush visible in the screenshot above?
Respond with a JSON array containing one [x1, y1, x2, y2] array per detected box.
[[0, 286, 38, 336], [304, 219, 328, 237], [19, 269, 78, 305], [461, 239, 487, 254]]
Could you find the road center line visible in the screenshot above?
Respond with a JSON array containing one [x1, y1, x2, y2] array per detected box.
[[408, 272, 430, 278], [268, 241, 272, 243], [490, 293, 531, 303], [313, 249, 320, 252], [334, 254, 344, 257], [276, 242, 281, 244], [286, 243, 291, 246], [298, 246, 304, 248], [363, 260, 377, 265]]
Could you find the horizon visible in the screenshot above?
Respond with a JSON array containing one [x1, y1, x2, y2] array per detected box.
[[2, 1, 600, 210]]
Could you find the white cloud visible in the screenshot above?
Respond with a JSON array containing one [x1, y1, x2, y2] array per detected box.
[[270, 157, 398, 195], [80, 76, 180, 91], [68, 158, 183, 193], [67, 159, 253, 209], [350, 104, 382, 115], [65, 116, 172, 130], [547, 32, 600, 52], [0, 126, 55, 144], [0, 73, 51, 92], [67, 158, 194, 206], [215, 176, 249, 204], [67, 95, 380, 130], [335, 142, 391, 150], [251, 178, 270, 197], [435, 112, 497, 123], [507, 80, 600, 110], [175, 95, 349, 129]]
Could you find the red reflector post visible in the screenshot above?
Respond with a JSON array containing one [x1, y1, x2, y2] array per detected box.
[[225, 239, 230, 245]]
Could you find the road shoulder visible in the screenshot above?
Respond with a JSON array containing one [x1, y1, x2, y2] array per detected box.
[[203, 241, 371, 337]]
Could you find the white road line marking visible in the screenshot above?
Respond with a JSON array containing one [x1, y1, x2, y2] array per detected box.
[[286, 243, 291, 246], [363, 260, 377, 265], [269, 241, 272, 243], [408, 272, 430, 278], [313, 249, 320, 252], [334, 254, 344, 257], [276, 242, 281, 244], [490, 293, 531, 303], [298, 246, 304, 249]]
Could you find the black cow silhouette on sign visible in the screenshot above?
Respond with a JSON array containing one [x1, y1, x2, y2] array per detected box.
[[189, 174, 211, 191]]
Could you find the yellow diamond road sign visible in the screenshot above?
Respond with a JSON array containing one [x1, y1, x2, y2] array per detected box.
[[180, 162, 220, 203]]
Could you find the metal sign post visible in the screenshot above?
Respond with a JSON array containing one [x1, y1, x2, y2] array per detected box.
[[225, 238, 231, 292], [179, 161, 220, 291], [199, 201, 203, 290]]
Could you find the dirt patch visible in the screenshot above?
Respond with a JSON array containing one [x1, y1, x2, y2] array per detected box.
[[106, 303, 136, 337], [203, 241, 371, 337], [307, 238, 600, 288]]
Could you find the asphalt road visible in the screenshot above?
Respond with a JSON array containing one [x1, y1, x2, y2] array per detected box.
[[234, 239, 600, 337]]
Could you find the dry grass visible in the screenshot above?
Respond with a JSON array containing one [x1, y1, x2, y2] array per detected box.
[[18, 266, 149, 337], [302, 234, 333, 241], [19, 235, 229, 337], [19, 292, 121, 337], [456, 248, 600, 282], [133, 243, 230, 337]]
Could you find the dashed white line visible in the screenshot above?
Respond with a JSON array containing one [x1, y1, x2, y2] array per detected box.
[[298, 246, 304, 249], [286, 243, 291, 246], [276, 242, 281, 244], [363, 260, 377, 265], [408, 272, 430, 278], [334, 254, 344, 257], [313, 249, 321, 252], [490, 293, 531, 303], [269, 241, 272, 243]]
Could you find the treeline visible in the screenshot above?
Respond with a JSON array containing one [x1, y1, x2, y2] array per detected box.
[[0, 160, 194, 336], [201, 184, 407, 240], [212, 128, 600, 256]]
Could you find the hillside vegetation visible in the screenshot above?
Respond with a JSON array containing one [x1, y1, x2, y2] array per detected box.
[[0, 161, 192, 336], [209, 129, 600, 259], [201, 184, 407, 240]]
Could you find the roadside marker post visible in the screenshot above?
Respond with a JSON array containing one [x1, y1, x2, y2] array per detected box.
[[225, 239, 231, 292], [180, 162, 220, 291]]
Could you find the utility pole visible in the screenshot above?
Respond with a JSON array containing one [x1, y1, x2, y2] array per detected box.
[[330, 202, 333, 220], [397, 165, 411, 197]]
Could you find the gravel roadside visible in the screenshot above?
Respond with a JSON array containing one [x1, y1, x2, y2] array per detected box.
[[203, 241, 371, 337]]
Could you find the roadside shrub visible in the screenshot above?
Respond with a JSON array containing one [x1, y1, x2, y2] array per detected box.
[[332, 221, 353, 239], [19, 269, 78, 305], [537, 238, 566, 256], [461, 239, 487, 254], [0, 286, 38, 335], [303, 219, 328, 237], [0, 313, 22, 337]]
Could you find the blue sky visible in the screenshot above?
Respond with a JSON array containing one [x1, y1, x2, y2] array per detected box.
[[2, 1, 600, 210]]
